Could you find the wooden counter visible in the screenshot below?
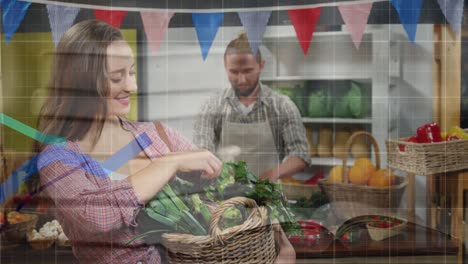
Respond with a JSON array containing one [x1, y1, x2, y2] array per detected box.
[[294, 223, 458, 263], [0, 223, 458, 264]]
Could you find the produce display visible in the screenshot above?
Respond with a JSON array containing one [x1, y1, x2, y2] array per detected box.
[[276, 81, 370, 119], [327, 158, 395, 187], [366, 216, 407, 241], [6, 211, 31, 224], [133, 161, 301, 242], [26, 220, 70, 249], [281, 172, 324, 186], [400, 123, 468, 151]]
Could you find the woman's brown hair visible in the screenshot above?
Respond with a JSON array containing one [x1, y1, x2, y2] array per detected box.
[[37, 19, 124, 148]]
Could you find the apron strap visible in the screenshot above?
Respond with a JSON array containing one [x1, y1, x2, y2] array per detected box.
[[154, 121, 174, 152]]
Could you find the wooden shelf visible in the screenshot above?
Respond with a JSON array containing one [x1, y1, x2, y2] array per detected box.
[[302, 117, 372, 124], [310, 157, 355, 166], [261, 76, 372, 82]]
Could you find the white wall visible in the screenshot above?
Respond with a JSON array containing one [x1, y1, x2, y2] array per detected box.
[[388, 24, 434, 225], [142, 27, 246, 140]]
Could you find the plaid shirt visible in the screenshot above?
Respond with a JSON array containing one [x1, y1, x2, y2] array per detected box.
[[193, 84, 311, 165], [37, 120, 193, 264]]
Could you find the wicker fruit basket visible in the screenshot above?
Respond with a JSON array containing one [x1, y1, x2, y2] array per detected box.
[[319, 132, 407, 219], [2, 214, 38, 243], [28, 238, 55, 249], [162, 197, 276, 264], [386, 137, 468, 175]]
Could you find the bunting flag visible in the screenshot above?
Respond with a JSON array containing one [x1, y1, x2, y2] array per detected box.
[[338, 3, 373, 49], [238, 11, 272, 55], [288, 8, 321, 55], [192, 13, 224, 60], [140, 11, 174, 54], [436, 0, 464, 35], [1, 0, 32, 43], [391, 0, 423, 42], [46, 5, 80, 47], [94, 9, 127, 28]]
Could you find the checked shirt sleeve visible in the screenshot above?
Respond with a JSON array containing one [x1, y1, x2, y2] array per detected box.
[[279, 97, 312, 166], [193, 97, 220, 153], [37, 145, 145, 235]]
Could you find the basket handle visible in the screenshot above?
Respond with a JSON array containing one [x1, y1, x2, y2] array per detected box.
[[209, 197, 268, 244], [342, 131, 381, 184]]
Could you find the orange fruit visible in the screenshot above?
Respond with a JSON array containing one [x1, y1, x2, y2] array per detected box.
[[354, 158, 375, 170], [328, 166, 344, 183], [349, 158, 376, 185], [349, 166, 370, 185], [368, 169, 395, 187]]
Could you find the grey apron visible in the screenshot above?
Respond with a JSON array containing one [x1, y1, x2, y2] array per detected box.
[[219, 102, 280, 178]]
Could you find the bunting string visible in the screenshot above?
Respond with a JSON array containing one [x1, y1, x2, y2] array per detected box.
[[1, 0, 465, 58], [22, 0, 386, 13]]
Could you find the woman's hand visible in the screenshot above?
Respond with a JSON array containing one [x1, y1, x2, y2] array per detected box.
[[165, 150, 222, 179], [131, 150, 222, 202], [273, 222, 296, 264]]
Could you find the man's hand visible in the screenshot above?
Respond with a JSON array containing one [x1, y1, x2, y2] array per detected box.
[[260, 167, 280, 182], [261, 157, 308, 182]]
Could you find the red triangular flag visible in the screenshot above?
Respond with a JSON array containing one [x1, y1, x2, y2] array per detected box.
[[94, 9, 127, 28], [287, 8, 321, 55]]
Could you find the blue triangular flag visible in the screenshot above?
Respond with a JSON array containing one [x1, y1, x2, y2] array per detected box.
[[192, 13, 224, 61], [238, 11, 272, 55], [437, 0, 464, 35], [2, 0, 32, 43], [391, 0, 423, 42], [47, 5, 80, 47]]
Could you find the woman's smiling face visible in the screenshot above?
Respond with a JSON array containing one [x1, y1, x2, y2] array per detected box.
[[106, 40, 136, 117]]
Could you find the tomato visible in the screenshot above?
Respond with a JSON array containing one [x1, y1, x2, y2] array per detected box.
[[304, 234, 317, 246], [288, 235, 302, 245], [303, 227, 320, 236]]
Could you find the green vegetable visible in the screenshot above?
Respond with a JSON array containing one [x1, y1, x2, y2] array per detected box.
[[332, 82, 370, 118], [307, 88, 332, 117], [135, 161, 303, 241], [191, 193, 212, 225], [145, 207, 176, 227], [348, 82, 362, 117], [220, 207, 244, 229]]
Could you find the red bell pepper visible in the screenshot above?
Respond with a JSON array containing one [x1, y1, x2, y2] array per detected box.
[[304, 234, 318, 246], [416, 123, 442, 143], [399, 136, 418, 151], [288, 235, 302, 245], [304, 172, 324, 185]]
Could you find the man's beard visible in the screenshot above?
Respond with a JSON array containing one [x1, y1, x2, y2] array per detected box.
[[233, 79, 259, 97]]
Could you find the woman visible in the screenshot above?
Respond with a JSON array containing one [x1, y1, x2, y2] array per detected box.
[[36, 19, 222, 263], [37, 19, 295, 264]]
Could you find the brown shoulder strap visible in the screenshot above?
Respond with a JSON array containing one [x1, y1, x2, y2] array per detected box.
[[154, 121, 174, 152]]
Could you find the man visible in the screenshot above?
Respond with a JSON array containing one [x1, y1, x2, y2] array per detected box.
[[193, 32, 310, 182]]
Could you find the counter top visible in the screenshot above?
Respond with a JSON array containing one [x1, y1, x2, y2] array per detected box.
[[0, 223, 458, 263], [294, 223, 458, 259]]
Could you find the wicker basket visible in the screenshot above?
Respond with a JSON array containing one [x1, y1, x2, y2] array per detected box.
[[319, 132, 407, 219], [367, 219, 407, 241], [28, 238, 55, 249], [162, 197, 276, 264], [2, 214, 38, 243], [280, 182, 319, 200], [387, 137, 468, 175]]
